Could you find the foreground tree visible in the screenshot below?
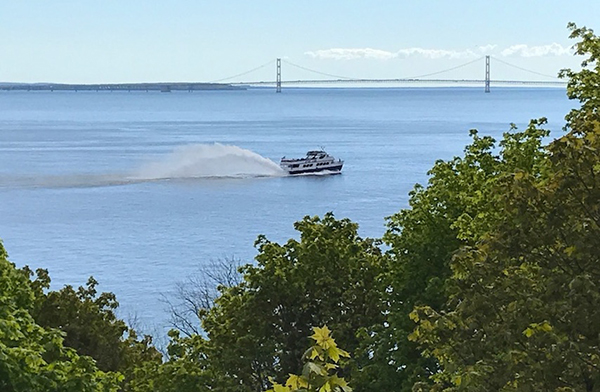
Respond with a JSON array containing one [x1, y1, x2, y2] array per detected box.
[[126, 330, 238, 392], [203, 213, 387, 391], [23, 269, 162, 390], [28, 274, 129, 372], [267, 326, 352, 392], [410, 23, 600, 391], [354, 116, 551, 391], [134, 213, 387, 392], [0, 242, 121, 392]]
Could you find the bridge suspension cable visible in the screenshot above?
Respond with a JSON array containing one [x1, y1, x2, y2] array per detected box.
[[283, 56, 484, 81], [403, 57, 484, 79], [490, 56, 561, 79], [210, 56, 566, 89], [210, 59, 276, 83], [281, 59, 355, 80]]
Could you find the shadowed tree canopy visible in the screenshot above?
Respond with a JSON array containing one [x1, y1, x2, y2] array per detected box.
[[347, 111, 549, 391], [29, 274, 129, 372], [202, 213, 387, 391], [410, 23, 600, 391], [135, 213, 387, 392], [0, 242, 122, 392], [23, 269, 162, 390]]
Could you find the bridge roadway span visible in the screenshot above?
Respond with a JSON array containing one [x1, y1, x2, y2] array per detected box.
[[234, 78, 567, 86]]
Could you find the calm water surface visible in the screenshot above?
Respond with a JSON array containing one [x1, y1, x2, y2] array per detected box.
[[0, 88, 573, 330]]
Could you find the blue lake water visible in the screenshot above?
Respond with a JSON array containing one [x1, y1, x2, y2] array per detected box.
[[0, 87, 574, 331]]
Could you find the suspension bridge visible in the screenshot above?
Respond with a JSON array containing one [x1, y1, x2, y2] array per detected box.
[[0, 56, 567, 93], [225, 56, 567, 93]]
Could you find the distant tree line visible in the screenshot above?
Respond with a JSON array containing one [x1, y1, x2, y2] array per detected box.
[[0, 23, 598, 392]]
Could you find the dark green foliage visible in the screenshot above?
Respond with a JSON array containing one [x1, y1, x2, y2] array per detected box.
[[126, 330, 237, 392], [203, 213, 387, 391], [30, 275, 128, 371], [0, 241, 121, 392], [410, 23, 600, 391], [356, 120, 550, 391], [23, 269, 162, 390], [559, 23, 600, 135], [134, 213, 387, 392]]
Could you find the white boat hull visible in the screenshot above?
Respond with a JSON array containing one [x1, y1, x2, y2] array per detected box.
[[280, 150, 344, 176], [285, 163, 343, 175]]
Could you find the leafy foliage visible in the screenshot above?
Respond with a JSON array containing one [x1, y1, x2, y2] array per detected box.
[[126, 329, 239, 392], [410, 23, 600, 391], [137, 213, 387, 392], [24, 269, 162, 389], [357, 119, 551, 391], [267, 326, 352, 392], [201, 213, 387, 391], [0, 241, 121, 392], [29, 274, 129, 371], [559, 23, 600, 134]]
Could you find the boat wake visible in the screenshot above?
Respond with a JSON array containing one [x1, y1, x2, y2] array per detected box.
[[132, 143, 286, 181], [0, 144, 286, 189]]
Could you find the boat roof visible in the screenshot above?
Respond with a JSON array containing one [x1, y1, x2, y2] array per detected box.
[[307, 150, 326, 155]]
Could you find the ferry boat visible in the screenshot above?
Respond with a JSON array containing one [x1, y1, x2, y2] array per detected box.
[[280, 150, 344, 175]]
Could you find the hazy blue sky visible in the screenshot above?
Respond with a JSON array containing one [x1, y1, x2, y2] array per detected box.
[[1, 1, 598, 83]]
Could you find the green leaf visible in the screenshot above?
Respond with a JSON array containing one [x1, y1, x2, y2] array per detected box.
[[564, 246, 576, 256]]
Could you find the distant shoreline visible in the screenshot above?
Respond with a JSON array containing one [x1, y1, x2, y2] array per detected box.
[[0, 83, 566, 92], [0, 82, 245, 92]]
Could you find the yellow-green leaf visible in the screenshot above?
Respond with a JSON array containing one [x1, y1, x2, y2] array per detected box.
[[311, 326, 336, 350], [286, 374, 308, 389], [564, 246, 576, 256], [409, 310, 420, 322], [454, 375, 462, 386], [327, 346, 341, 363], [271, 383, 290, 392], [523, 327, 534, 338], [319, 380, 332, 392], [309, 347, 322, 360]]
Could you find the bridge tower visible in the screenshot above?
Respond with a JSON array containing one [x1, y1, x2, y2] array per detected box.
[[485, 55, 490, 93], [276, 58, 282, 93]]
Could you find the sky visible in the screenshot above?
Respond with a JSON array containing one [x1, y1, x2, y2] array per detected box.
[[1, 1, 599, 84]]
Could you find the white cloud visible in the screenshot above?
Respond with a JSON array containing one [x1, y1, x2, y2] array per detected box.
[[500, 43, 572, 57], [395, 48, 478, 59], [304, 48, 397, 60], [478, 44, 497, 53], [304, 47, 479, 60], [305, 43, 573, 61]]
